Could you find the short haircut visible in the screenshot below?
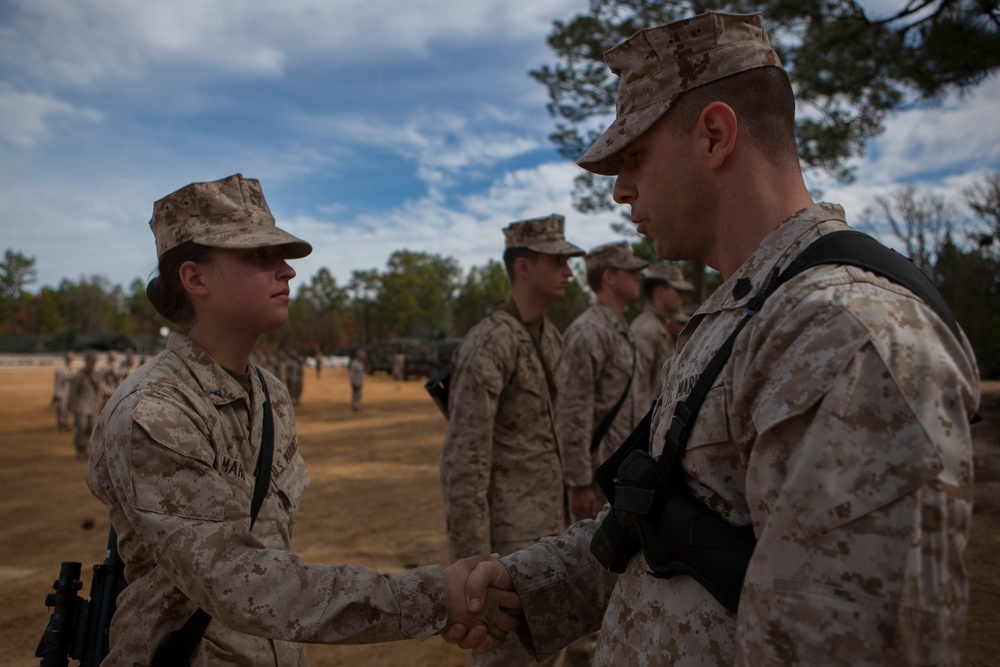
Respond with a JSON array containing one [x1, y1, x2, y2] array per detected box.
[[642, 277, 668, 300], [503, 247, 540, 282], [586, 265, 608, 292], [666, 67, 797, 160]]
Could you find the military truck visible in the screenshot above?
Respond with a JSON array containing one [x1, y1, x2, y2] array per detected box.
[[365, 336, 462, 380]]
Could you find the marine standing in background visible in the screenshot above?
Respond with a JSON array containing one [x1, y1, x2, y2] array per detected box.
[[98, 352, 121, 409], [52, 351, 74, 431], [348, 350, 366, 411], [440, 214, 584, 667], [558, 241, 647, 521], [67, 351, 101, 460], [284, 351, 304, 405], [629, 264, 693, 411]]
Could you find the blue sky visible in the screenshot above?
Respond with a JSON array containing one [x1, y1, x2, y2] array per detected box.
[[2, 0, 998, 294]]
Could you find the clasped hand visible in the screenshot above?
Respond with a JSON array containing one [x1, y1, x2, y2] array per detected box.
[[441, 555, 520, 653]]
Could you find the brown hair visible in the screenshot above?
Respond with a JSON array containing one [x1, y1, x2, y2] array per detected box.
[[146, 241, 213, 327], [502, 247, 540, 283], [667, 67, 797, 160]]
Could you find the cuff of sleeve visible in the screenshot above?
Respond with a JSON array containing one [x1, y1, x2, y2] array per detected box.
[[391, 564, 449, 640]]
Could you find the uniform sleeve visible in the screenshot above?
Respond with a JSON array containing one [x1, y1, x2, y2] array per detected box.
[[732, 280, 978, 666], [558, 325, 604, 487], [439, 334, 508, 560], [501, 512, 619, 659], [105, 392, 447, 645]]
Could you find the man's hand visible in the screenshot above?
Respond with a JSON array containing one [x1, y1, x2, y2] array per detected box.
[[568, 485, 598, 519], [442, 555, 521, 653]]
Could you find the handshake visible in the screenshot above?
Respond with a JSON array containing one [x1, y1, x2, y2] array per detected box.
[[440, 554, 520, 653]]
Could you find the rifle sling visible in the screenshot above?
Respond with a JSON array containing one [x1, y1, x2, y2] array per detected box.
[[152, 367, 275, 667]]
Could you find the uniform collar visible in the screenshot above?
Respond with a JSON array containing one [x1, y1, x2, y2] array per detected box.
[[697, 202, 847, 315], [166, 332, 250, 407]]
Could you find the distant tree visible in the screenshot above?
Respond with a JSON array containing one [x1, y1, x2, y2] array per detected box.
[[452, 260, 510, 335], [935, 236, 1000, 377], [859, 185, 957, 273], [533, 0, 1000, 216], [377, 251, 462, 339], [964, 170, 1000, 255], [284, 268, 347, 351], [25, 287, 64, 335], [126, 277, 163, 336], [0, 249, 38, 330], [57, 275, 120, 334], [0, 249, 37, 300], [347, 269, 382, 346]]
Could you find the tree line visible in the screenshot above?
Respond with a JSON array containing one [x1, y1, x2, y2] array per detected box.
[[2, 173, 999, 376]]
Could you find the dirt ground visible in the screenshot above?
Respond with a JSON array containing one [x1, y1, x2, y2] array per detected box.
[[1, 365, 998, 666]]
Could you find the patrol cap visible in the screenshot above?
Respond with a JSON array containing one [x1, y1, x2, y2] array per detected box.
[[578, 12, 782, 176], [149, 173, 312, 259], [585, 241, 648, 273], [503, 214, 585, 256], [645, 264, 694, 291]]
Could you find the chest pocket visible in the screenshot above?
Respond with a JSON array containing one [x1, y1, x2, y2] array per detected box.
[[683, 385, 731, 451]]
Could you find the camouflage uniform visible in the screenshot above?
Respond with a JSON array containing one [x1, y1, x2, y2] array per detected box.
[[283, 353, 304, 405], [67, 360, 102, 458], [560, 243, 645, 495], [501, 204, 980, 666], [87, 333, 447, 665], [629, 304, 672, 414], [348, 356, 365, 411], [441, 214, 583, 667], [441, 303, 567, 561], [53, 357, 74, 431]]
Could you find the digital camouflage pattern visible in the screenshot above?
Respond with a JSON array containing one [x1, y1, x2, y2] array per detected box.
[[502, 203, 980, 666], [583, 241, 648, 272], [630, 304, 674, 413], [67, 366, 101, 417], [558, 302, 643, 490], [440, 307, 567, 562], [578, 12, 782, 176], [503, 215, 586, 257], [150, 173, 312, 259], [87, 333, 447, 666], [647, 264, 694, 292], [441, 305, 570, 667]]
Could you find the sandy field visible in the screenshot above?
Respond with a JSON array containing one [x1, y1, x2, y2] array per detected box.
[[1, 365, 998, 666]]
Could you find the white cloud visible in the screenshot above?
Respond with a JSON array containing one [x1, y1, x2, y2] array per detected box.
[[0, 86, 102, 146], [277, 159, 621, 288], [1, 0, 583, 87]]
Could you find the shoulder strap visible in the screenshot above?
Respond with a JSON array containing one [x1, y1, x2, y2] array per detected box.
[[250, 368, 274, 529], [590, 340, 636, 453], [658, 229, 962, 474], [151, 369, 275, 667], [778, 230, 961, 340]]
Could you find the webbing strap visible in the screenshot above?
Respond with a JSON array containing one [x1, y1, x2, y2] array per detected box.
[[657, 230, 962, 475]]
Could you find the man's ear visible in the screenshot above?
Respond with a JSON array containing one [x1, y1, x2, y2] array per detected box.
[[697, 101, 738, 170], [178, 260, 209, 296], [514, 255, 534, 281]]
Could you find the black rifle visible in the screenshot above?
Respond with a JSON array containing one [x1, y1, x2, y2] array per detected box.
[[36, 528, 126, 666]]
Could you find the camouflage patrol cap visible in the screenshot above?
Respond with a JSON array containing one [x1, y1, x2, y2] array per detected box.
[[585, 241, 648, 272], [149, 173, 312, 259], [503, 214, 585, 256], [578, 12, 782, 176], [645, 264, 694, 291]]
